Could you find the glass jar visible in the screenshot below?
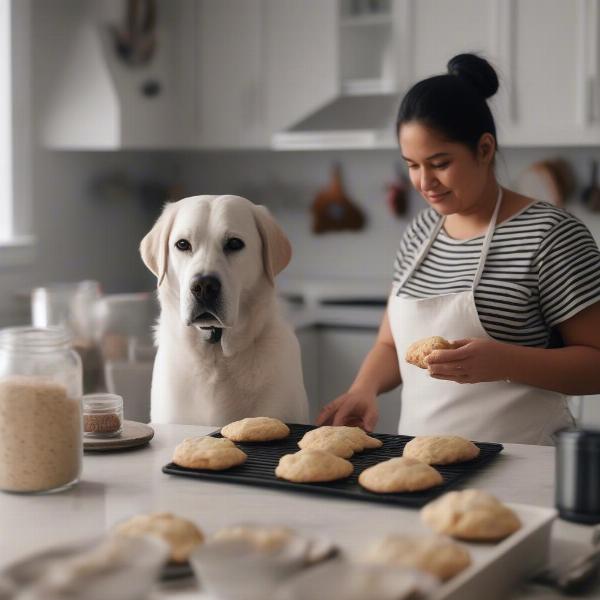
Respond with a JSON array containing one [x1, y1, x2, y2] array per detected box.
[[31, 281, 105, 393], [83, 393, 123, 438], [0, 327, 83, 493]]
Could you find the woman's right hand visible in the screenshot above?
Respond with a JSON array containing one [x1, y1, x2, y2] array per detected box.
[[315, 389, 379, 431]]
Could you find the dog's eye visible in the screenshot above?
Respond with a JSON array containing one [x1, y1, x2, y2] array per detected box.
[[175, 239, 191, 252], [224, 237, 245, 252]]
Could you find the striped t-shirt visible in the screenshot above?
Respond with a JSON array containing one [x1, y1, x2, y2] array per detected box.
[[392, 201, 600, 347]]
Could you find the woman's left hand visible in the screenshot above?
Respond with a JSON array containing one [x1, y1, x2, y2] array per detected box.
[[426, 338, 513, 384]]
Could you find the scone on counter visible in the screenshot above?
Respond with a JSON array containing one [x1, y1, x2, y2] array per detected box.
[[362, 534, 471, 581], [113, 512, 204, 563], [421, 489, 522, 542], [275, 449, 353, 483], [173, 436, 247, 470], [298, 426, 382, 458], [405, 336, 453, 369], [220, 417, 290, 442], [403, 435, 480, 465], [358, 457, 443, 493]]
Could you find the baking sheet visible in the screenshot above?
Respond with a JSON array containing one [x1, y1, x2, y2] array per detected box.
[[162, 423, 503, 508]]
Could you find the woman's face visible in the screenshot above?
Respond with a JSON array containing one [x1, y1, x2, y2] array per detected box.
[[399, 121, 493, 216]]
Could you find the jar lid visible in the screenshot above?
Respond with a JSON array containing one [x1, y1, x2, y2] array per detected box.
[[83, 393, 123, 413], [0, 326, 72, 352]]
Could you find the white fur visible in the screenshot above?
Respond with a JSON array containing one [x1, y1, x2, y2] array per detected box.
[[140, 195, 308, 426]]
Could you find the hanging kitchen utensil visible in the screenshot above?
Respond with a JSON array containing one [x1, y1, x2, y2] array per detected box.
[[581, 160, 600, 212], [548, 158, 576, 203], [516, 160, 564, 207], [111, 0, 157, 67], [385, 163, 409, 217], [311, 164, 366, 234]]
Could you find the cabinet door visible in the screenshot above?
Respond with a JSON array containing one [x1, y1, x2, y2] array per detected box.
[[504, 0, 600, 145], [318, 328, 401, 435], [404, 0, 514, 142], [197, 0, 266, 148], [409, 0, 498, 82], [404, 0, 600, 146], [265, 0, 339, 135]]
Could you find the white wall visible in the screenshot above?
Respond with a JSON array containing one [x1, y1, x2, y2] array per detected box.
[[5, 140, 600, 329], [177, 147, 600, 283], [0, 149, 173, 326], [181, 150, 422, 282]]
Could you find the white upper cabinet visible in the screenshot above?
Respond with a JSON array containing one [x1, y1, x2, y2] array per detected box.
[[500, 0, 600, 145], [338, 0, 399, 95], [403, 0, 513, 143], [408, 0, 497, 82], [196, 0, 339, 148], [39, 0, 600, 149], [196, 0, 266, 148], [40, 0, 195, 150], [404, 0, 600, 146], [264, 0, 339, 135]]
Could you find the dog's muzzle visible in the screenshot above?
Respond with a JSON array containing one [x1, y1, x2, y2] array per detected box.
[[188, 274, 225, 343], [190, 274, 221, 305]]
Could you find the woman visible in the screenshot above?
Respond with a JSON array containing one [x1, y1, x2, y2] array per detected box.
[[317, 53, 600, 445]]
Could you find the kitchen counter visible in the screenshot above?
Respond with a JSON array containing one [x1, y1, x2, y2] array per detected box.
[[281, 300, 386, 331], [278, 276, 389, 330], [0, 424, 598, 599]]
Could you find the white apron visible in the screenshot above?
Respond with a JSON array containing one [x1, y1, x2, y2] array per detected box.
[[389, 189, 573, 445]]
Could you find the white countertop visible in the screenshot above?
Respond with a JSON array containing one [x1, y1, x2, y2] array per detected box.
[[0, 424, 598, 599]]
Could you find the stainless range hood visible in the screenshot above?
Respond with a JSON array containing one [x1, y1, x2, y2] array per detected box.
[[272, 93, 401, 150]]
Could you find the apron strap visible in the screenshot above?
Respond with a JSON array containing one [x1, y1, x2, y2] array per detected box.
[[395, 214, 445, 290], [472, 186, 503, 290], [396, 186, 503, 294]]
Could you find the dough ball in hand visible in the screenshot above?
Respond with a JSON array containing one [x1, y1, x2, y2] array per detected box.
[[405, 336, 453, 369]]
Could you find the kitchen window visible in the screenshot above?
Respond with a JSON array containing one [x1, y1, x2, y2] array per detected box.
[[0, 0, 34, 266]]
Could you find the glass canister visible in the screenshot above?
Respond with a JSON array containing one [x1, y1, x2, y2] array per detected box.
[[0, 327, 83, 493], [31, 281, 105, 393]]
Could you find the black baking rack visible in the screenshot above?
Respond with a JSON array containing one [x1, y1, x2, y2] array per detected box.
[[162, 424, 503, 508]]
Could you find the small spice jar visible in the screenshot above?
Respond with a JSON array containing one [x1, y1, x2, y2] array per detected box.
[[83, 393, 123, 438]]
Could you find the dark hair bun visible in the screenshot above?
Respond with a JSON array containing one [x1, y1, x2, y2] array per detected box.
[[447, 53, 499, 99]]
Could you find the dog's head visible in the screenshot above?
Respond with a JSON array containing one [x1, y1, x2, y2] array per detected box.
[[140, 195, 291, 344]]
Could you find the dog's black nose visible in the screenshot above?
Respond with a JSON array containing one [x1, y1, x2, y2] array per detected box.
[[190, 275, 221, 302]]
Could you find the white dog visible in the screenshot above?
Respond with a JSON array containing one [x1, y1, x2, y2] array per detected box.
[[140, 194, 308, 426]]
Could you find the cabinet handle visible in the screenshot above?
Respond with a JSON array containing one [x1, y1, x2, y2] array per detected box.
[[589, 77, 598, 123]]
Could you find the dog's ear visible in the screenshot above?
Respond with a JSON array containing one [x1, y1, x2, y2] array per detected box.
[[252, 205, 292, 285], [140, 201, 179, 286]]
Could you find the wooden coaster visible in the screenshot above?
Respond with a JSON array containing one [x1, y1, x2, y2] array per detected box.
[[84, 420, 154, 452]]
